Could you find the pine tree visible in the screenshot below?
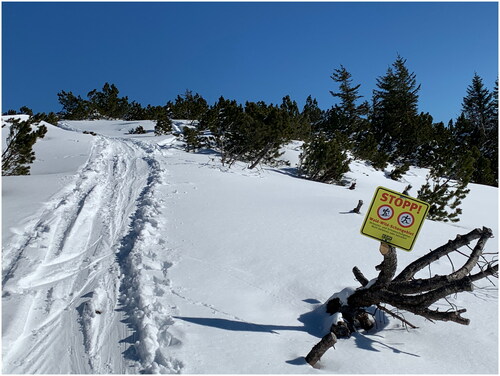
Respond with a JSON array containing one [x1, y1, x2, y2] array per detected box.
[[417, 120, 453, 168], [128, 125, 147, 134], [124, 101, 147, 120], [299, 132, 351, 184], [371, 55, 421, 161], [417, 147, 474, 222], [280, 95, 310, 141], [330, 65, 369, 125], [461, 73, 496, 143], [19, 106, 34, 116], [170, 90, 208, 121], [87, 83, 130, 119], [57, 90, 91, 119], [302, 95, 324, 133], [32, 111, 59, 126], [327, 66, 377, 164], [241, 101, 291, 169], [154, 111, 173, 135], [2, 117, 47, 176], [183, 126, 203, 152], [203, 97, 246, 164], [456, 75, 498, 186], [323, 66, 369, 138], [204, 99, 294, 169]]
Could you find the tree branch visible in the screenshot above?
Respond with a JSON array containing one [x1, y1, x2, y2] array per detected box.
[[394, 227, 488, 282], [449, 227, 493, 280], [352, 266, 369, 286]]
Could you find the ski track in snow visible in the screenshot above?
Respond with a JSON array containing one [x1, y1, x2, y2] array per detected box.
[[2, 135, 182, 374]]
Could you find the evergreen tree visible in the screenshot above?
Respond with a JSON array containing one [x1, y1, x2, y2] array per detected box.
[[302, 95, 324, 134], [461, 73, 496, 142], [371, 55, 421, 161], [240, 101, 291, 169], [183, 126, 203, 152], [321, 66, 368, 137], [87, 83, 130, 119], [459, 74, 498, 185], [299, 132, 351, 184], [170, 90, 208, 120], [32, 111, 59, 126], [327, 66, 374, 162], [206, 97, 246, 164], [19, 106, 34, 116], [330, 65, 369, 126], [57, 90, 91, 119], [203, 98, 294, 168], [124, 101, 147, 120], [417, 119, 453, 168], [280, 95, 310, 141], [2, 117, 47, 176], [417, 146, 474, 222], [154, 113, 173, 135], [128, 125, 147, 134], [388, 162, 410, 181]]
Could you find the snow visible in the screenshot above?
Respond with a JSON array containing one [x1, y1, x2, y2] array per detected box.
[[1, 118, 498, 374]]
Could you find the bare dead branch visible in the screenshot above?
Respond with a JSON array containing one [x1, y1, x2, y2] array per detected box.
[[345, 227, 495, 326], [375, 304, 418, 329], [449, 227, 493, 280], [394, 227, 488, 282], [352, 266, 369, 286], [418, 308, 470, 325], [305, 332, 337, 367]]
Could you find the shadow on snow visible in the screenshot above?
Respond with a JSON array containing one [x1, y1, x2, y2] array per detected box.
[[175, 297, 420, 366]]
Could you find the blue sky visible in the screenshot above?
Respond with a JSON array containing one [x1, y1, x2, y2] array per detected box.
[[2, 2, 498, 124]]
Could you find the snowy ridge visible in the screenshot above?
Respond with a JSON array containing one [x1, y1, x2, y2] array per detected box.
[[2, 120, 497, 373]]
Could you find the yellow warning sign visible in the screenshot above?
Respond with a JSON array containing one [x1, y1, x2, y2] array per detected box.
[[360, 186, 430, 251]]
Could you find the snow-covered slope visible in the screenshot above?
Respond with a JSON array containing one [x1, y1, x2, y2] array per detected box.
[[2, 119, 498, 373]]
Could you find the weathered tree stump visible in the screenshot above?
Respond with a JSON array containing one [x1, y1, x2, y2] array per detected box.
[[351, 200, 363, 214]]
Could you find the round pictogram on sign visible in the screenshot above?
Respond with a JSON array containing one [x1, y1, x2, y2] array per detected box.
[[377, 205, 394, 220], [398, 212, 414, 227]]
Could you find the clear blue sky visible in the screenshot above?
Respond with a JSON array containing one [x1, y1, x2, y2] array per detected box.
[[2, 1, 498, 124]]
